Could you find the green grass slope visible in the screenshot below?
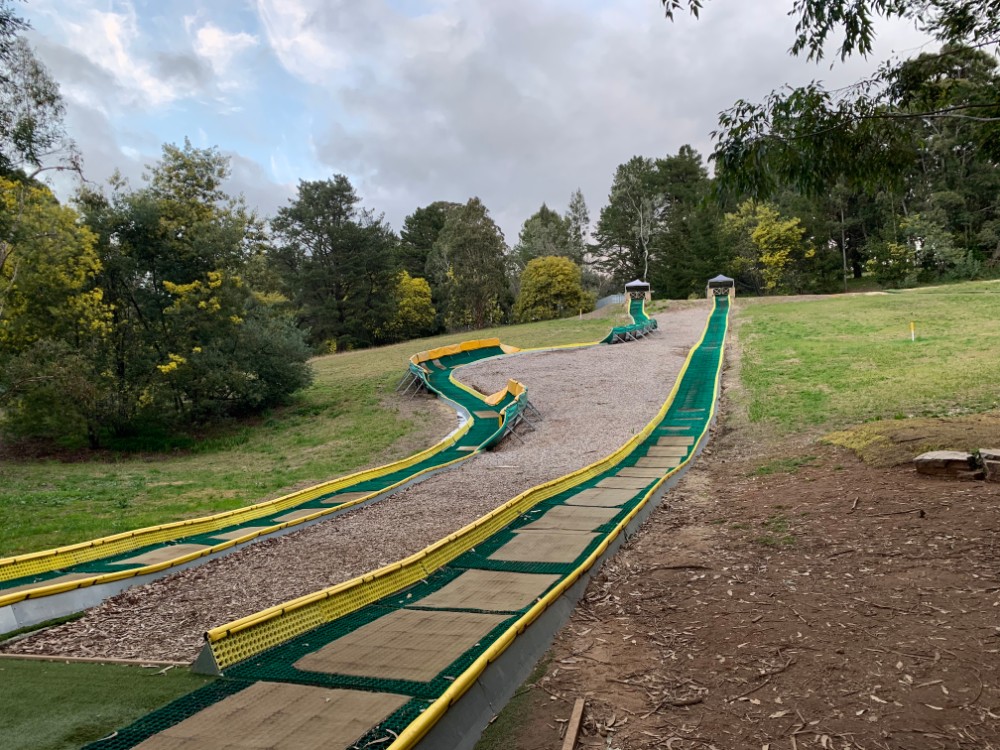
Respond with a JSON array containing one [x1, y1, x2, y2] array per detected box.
[[0, 660, 212, 750], [738, 281, 1000, 431], [0, 313, 623, 557]]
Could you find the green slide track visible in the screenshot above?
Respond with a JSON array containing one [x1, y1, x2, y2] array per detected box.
[[600, 295, 658, 343], [0, 339, 532, 632], [84, 296, 730, 750]]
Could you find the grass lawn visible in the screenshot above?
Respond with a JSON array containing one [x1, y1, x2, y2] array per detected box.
[[738, 280, 1000, 432], [0, 660, 212, 750], [0, 309, 633, 557]]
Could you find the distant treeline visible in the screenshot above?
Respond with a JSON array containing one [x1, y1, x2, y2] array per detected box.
[[2, 0, 999, 449]]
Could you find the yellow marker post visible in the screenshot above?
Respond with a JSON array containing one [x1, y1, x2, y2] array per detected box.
[[910, 320, 915, 342]]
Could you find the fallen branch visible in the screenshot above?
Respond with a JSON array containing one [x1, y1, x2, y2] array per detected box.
[[852, 597, 914, 614], [871, 508, 926, 518], [640, 694, 705, 719], [828, 548, 856, 559], [729, 658, 795, 701]]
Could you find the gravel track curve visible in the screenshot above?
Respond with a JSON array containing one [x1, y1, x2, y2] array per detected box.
[[4, 305, 709, 662]]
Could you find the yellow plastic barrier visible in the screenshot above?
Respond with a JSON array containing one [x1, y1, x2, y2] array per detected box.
[[410, 338, 516, 367], [483, 380, 526, 407]]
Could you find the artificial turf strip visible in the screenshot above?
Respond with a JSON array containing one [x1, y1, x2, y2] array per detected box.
[[0, 660, 213, 750]]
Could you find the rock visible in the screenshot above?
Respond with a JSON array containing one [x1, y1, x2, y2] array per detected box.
[[980, 448, 1000, 462], [913, 450, 978, 479], [984, 459, 1000, 484]]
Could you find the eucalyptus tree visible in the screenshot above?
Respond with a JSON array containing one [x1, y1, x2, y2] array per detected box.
[[0, 0, 79, 178], [512, 203, 575, 271], [271, 175, 401, 350], [660, 1, 1000, 195], [427, 197, 510, 330], [595, 156, 665, 284], [566, 189, 591, 264]]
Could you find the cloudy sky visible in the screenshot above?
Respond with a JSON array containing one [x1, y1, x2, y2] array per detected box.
[[22, 0, 933, 240]]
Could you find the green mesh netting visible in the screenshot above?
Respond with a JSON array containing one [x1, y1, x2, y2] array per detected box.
[[600, 296, 658, 344]]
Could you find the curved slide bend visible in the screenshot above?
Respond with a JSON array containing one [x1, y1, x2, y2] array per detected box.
[[0, 339, 540, 634], [601, 295, 658, 343], [85, 296, 729, 750]]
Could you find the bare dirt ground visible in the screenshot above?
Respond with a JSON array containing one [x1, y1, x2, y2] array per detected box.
[[3, 306, 708, 662], [510, 367, 1000, 749]]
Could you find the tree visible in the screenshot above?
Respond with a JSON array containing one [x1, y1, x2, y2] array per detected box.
[[891, 47, 1000, 260], [391, 271, 436, 341], [58, 141, 313, 443], [745, 45, 1000, 283], [0, 35, 78, 176], [595, 156, 666, 283], [723, 201, 817, 294], [399, 201, 458, 334], [428, 197, 510, 330], [156, 272, 312, 418], [647, 146, 728, 298], [0, 178, 108, 350], [656, 2, 1000, 289], [513, 256, 594, 323], [0, 339, 112, 447], [566, 189, 591, 265], [512, 203, 575, 270], [0, 178, 113, 446], [0, 0, 27, 68], [865, 212, 976, 286], [399, 201, 458, 279], [596, 148, 726, 295], [79, 141, 283, 426], [271, 176, 401, 350], [658, 1, 1000, 199], [0, 6, 81, 321], [660, 2, 1000, 62]]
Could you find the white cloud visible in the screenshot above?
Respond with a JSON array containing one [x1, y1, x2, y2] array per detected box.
[[24, 0, 936, 241], [253, 0, 933, 238], [190, 20, 258, 77], [57, 2, 180, 108], [255, 0, 350, 84]]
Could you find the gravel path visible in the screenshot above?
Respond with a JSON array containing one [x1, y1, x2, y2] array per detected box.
[[4, 305, 709, 662]]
